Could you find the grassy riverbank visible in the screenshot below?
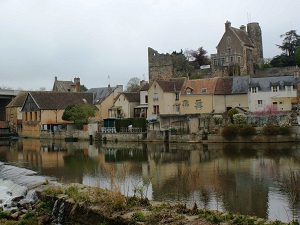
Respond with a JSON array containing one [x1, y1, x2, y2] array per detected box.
[[1, 183, 298, 225]]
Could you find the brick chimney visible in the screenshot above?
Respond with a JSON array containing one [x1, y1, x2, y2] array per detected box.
[[225, 21, 231, 31], [74, 77, 80, 92]]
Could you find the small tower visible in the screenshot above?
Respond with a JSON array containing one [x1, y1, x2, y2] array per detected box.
[[247, 22, 263, 67]]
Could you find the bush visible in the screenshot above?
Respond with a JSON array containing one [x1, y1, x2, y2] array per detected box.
[[233, 113, 246, 126], [262, 125, 280, 135], [239, 125, 257, 137], [213, 115, 223, 125], [228, 108, 239, 123], [279, 126, 291, 135], [222, 125, 239, 140]]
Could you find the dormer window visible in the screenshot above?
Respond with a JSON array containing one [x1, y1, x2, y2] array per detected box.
[[186, 88, 192, 95], [285, 85, 292, 91], [271, 86, 279, 92], [201, 88, 207, 93], [251, 87, 258, 93]]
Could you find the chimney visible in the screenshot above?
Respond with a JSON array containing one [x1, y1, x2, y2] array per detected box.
[[225, 21, 231, 31], [55, 76, 57, 82], [240, 25, 246, 32], [73, 77, 80, 92]]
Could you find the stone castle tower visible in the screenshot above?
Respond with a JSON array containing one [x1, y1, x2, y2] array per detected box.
[[148, 47, 174, 82], [247, 22, 264, 66]]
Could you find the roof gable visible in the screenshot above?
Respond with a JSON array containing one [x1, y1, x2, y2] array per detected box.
[[181, 78, 218, 95], [215, 77, 233, 94], [86, 86, 117, 104], [156, 78, 186, 93]]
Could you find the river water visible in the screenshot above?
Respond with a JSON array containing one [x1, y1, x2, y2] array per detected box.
[[0, 138, 300, 223]]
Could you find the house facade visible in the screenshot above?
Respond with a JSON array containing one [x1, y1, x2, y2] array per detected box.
[[211, 21, 263, 76], [214, 76, 249, 113], [21, 92, 93, 138], [109, 92, 140, 118], [249, 76, 297, 112], [147, 78, 186, 118], [86, 85, 123, 121], [180, 78, 218, 114], [5, 91, 27, 134], [134, 83, 149, 118]]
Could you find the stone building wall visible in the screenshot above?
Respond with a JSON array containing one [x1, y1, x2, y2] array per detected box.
[[148, 47, 174, 82]]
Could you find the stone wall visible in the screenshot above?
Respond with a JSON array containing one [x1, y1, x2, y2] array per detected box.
[[148, 47, 174, 82]]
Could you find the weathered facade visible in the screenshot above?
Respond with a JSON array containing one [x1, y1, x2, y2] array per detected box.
[[21, 92, 93, 138], [86, 85, 123, 121], [52, 76, 81, 92], [147, 78, 186, 118], [211, 21, 263, 76], [148, 47, 174, 82]]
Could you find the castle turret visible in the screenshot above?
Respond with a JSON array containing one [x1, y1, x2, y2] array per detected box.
[[247, 22, 263, 67]]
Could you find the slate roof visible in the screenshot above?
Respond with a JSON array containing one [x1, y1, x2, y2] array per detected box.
[[156, 78, 186, 93], [123, 92, 140, 102], [86, 86, 118, 104], [23, 92, 93, 110], [214, 77, 233, 95], [6, 91, 28, 108], [250, 76, 296, 91], [232, 27, 254, 47], [181, 78, 218, 95], [232, 76, 250, 94]]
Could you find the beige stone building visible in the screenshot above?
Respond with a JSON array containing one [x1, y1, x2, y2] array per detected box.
[[109, 92, 140, 118], [147, 78, 186, 118], [21, 92, 93, 138], [180, 78, 218, 114], [86, 85, 123, 121], [211, 21, 263, 76]]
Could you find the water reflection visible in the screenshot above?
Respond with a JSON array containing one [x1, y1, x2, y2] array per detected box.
[[0, 139, 300, 222]]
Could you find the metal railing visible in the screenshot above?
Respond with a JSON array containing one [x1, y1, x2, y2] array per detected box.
[[101, 127, 117, 133]]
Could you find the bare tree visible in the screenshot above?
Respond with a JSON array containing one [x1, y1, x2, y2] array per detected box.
[[125, 77, 140, 92]]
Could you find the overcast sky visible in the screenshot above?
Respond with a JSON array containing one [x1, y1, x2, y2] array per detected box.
[[0, 0, 299, 91]]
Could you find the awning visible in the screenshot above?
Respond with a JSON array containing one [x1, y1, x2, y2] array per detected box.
[[146, 115, 157, 121], [134, 104, 148, 109], [109, 105, 121, 110]]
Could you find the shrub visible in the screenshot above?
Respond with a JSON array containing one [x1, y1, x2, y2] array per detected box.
[[233, 113, 246, 126], [213, 115, 223, 125], [239, 125, 257, 137], [262, 125, 280, 135], [222, 125, 239, 140], [228, 108, 239, 123], [279, 126, 291, 135]]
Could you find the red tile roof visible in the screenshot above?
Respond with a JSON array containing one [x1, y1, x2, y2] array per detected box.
[[181, 78, 218, 95]]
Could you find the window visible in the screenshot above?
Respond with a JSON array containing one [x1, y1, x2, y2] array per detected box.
[[213, 59, 218, 65], [237, 57, 241, 63], [153, 105, 159, 114], [175, 93, 179, 100], [196, 100, 202, 109], [201, 88, 207, 93], [272, 86, 278, 92], [258, 100, 264, 108], [153, 93, 158, 100], [251, 87, 258, 93], [174, 104, 180, 113], [286, 86, 292, 91], [35, 112, 38, 121], [186, 88, 191, 95], [227, 47, 231, 53], [230, 56, 234, 63], [183, 100, 189, 109], [273, 102, 278, 107], [145, 95, 148, 103], [227, 37, 231, 44]]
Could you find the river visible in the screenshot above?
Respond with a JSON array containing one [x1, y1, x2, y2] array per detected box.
[[0, 138, 299, 223]]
